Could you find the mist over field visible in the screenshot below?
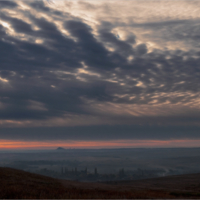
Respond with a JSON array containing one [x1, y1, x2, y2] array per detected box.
[[1, 148, 200, 182]]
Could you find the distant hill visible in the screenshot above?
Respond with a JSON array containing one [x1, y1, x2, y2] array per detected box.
[[56, 147, 66, 150], [1, 167, 200, 198]]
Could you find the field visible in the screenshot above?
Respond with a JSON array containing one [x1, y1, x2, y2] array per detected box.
[[1, 167, 200, 199]]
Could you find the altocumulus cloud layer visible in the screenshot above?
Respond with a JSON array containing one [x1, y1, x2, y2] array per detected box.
[[0, 0, 200, 141]]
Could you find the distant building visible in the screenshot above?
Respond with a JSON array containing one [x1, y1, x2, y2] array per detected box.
[[64, 167, 68, 174]]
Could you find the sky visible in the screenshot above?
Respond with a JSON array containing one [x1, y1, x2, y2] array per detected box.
[[0, 0, 200, 149]]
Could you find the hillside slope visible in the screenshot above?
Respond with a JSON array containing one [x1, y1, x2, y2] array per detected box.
[[1, 167, 200, 199]]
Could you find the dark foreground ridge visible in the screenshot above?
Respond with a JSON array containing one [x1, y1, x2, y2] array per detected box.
[[1, 167, 200, 199]]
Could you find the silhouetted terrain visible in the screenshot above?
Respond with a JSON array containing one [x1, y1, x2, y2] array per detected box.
[[1, 167, 200, 199]]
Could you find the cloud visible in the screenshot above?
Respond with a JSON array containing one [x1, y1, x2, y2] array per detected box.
[[0, 1, 18, 8], [1, 125, 200, 141], [0, 0, 200, 141]]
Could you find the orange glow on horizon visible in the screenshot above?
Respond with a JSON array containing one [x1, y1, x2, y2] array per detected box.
[[0, 139, 200, 150]]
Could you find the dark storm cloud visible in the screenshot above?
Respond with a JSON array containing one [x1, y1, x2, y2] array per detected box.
[[30, 1, 50, 12], [0, 13, 33, 33], [99, 30, 135, 56], [0, 16, 198, 115], [64, 20, 127, 70], [1, 125, 200, 141], [0, 12, 117, 119], [0, 1, 18, 8], [1, 0, 200, 140]]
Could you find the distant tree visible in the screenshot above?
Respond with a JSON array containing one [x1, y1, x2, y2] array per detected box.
[[75, 167, 77, 175], [119, 168, 125, 178], [94, 167, 98, 176]]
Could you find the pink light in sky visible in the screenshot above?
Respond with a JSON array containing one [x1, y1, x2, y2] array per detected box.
[[0, 139, 200, 150]]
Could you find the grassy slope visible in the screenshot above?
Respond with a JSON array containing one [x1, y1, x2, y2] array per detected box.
[[1, 167, 200, 199]]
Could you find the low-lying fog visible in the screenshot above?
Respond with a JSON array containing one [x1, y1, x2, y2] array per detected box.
[[1, 148, 200, 182]]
